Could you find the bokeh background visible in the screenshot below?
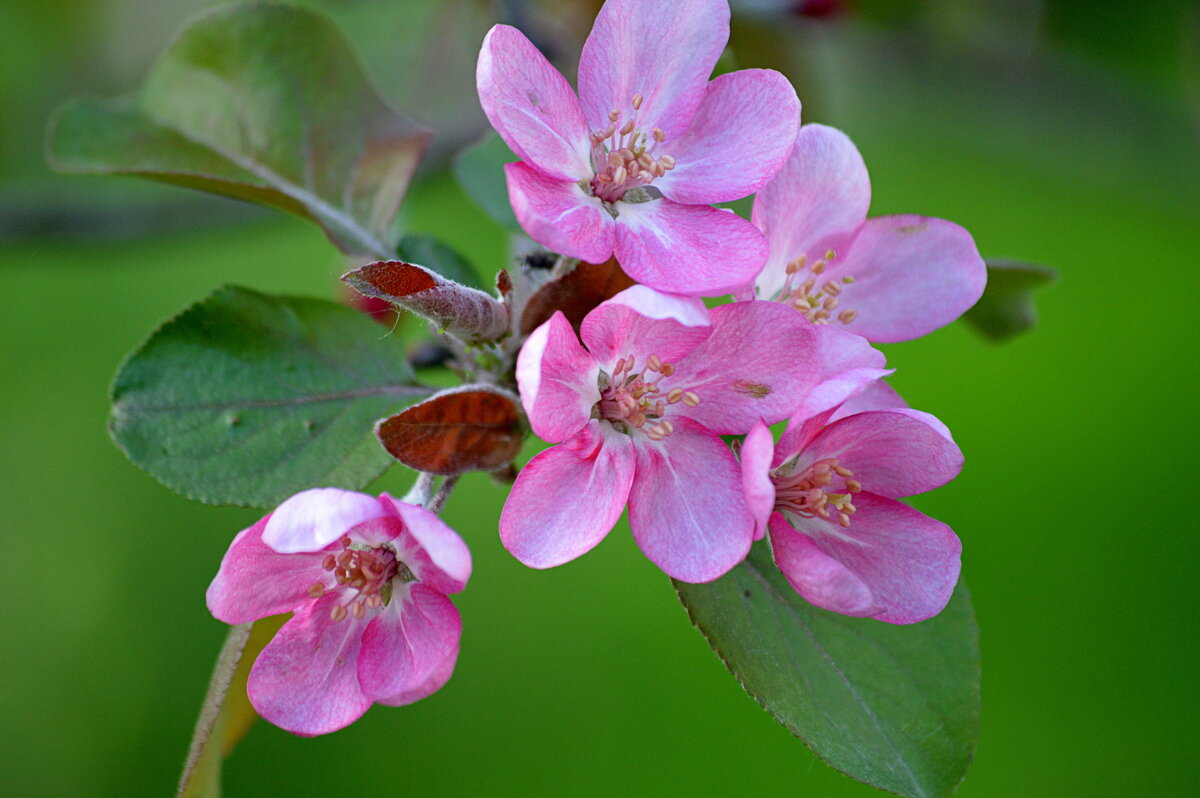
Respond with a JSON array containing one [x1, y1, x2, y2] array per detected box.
[[2, 0, 1197, 795]]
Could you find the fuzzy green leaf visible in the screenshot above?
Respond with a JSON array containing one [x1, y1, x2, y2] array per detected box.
[[675, 540, 980, 798], [963, 260, 1057, 341], [111, 286, 431, 508]]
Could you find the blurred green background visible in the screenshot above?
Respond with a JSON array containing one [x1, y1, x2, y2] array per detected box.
[[2, 0, 1198, 795]]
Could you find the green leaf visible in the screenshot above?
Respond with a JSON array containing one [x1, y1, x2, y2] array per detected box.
[[397, 233, 484, 290], [963, 260, 1057, 342], [452, 132, 519, 230], [111, 286, 432, 508], [46, 2, 426, 258], [675, 540, 980, 798]]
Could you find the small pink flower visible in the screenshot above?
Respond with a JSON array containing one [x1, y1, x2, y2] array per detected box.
[[502, 285, 821, 583], [741, 387, 963, 623], [749, 123, 987, 342], [477, 0, 800, 296], [206, 488, 471, 736]]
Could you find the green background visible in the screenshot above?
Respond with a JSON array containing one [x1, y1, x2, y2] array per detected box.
[[2, 0, 1197, 795]]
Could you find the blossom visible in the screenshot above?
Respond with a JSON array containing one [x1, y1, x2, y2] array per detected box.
[[206, 488, 471, 735], [477, 0, 800, 296], [741, 386, 963, 622], [501, 285, 821, 583], [749, 123, 987, 342]]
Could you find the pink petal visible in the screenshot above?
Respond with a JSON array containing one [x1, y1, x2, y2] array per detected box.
[[580, 285, 711, 368], [804, 409, 963, 497], [500, 422, 635, 568], [357, 584, 462, 702], [206, 516, 327, 625], [769, 513, 875, 617], [516, 311, 599, 443], [381, 496, 473, 594], [262, 488, 386, 554], [828, 215, 987, 342], [375, 642, 458, 707], [477, 25, 591, 180], [677, 300, 820, 434], [505, 162, 616, 265], [740, 420, 777, 540], [752, 124, 871, 301], [828, 377, 908, 422], [789, 493, 961, 624], [628, 418, 753, 582], [614, 200, 769, 296], [578, 0, 729, 139], [247, 594, 371, 736], [654, 69, 800, 205], [794, 323, 891, 421]]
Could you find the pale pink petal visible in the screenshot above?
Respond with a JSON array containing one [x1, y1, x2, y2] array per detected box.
[[505, 162, 616, 265], [516, 311, 599, 443], [752, 124, 871, 300], [791, 493, 961, 624], [768, 512, 875, 617], [741, 420, 776, 540], [793, 324, 891, 421], [828, 377, 907, 422], [804, 410, 963, 497], [654, 69, 800, 205], [358, 584, 462, 702], [827, 215, 987, 342], [381, 496, 473, 594], [578, 0, 729, 138], [500, 422, 635, 568], [247, 594, 371, 736], [628, 418, 752, 582], [677, 300, 820, 434], [580, 285, 711, 367], [262, 488, 386, 554], [375, 643, 458, 707], [477, 25, 591, 179], [614, 201, 769, 296], [206, 516, 326, 625]]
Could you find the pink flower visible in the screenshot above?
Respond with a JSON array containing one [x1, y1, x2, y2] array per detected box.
[[741, 386, 963, 623], [477, 0, 800, 296], [206, 488, 471, 735], [750, 123, 987, 342], [502, 285, 821, 582]]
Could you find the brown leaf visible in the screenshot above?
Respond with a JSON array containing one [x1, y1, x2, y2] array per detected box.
[[519, 257, 636, 335], [376, 386, 524, 475]]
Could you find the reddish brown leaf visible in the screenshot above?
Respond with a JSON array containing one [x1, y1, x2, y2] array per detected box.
[[376, 386, 524, 475], [519, 257, 636, 335]]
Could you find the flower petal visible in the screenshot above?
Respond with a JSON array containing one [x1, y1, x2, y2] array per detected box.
[[206, 516, 326, 625], [477, 25, 591, 179], [358, 584, 462, 702], [677, 300, 820, 434], [789, 493, 961, 624], [381, 496, 473, 594], [752, 124, 871, 300], [516, 311, 599, 443], [741, 419, 776, 540], [500, 422, 635, 568], [614, 200, 770, 296], [580, 285, 711, 368], [828, 378, 908, 422], [769, 513, 875, 617], [654, 69, 800, 205], [262, 488, 386, 553], [829, 215, 988, 342], [628, 418, 752, 582], [578, 0, 729, 138], [246, 594, 371, 736], [804, 409, 963, 497], [505, 162, 616, 264], [374, 643, 458, 707]]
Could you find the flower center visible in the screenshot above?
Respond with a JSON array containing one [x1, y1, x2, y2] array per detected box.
[[587, 93, 677, 204], [771, 457, 863, 527], [594, 353, 700, 441], [307, 536, 412, 622], [776, 251, 859, 326]]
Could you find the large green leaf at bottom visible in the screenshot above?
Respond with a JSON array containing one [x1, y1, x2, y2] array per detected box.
[[675, 540, 979, 798], [111, 286, 431, 508]]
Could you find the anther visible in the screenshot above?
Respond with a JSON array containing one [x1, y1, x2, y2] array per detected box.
[[838, 513, 851, 527], [632, 93, 644, 110], [330, 604, 348, 623], [667, 388, 683, 403], [322, 554, 336, 571], [834, 465, 853, 477], [846, 479, 862, 493], [620, 120, 635, 136], [682, 391, 700, 407], [307, 582, 326, 599], [653, 127, 665, 142], [659, 363, 675, 377], [647, 354, 662, 371], [838, 309, 858, 324], [825, 249, 837, 261]]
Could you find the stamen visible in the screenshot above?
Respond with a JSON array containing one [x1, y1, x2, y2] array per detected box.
[[632, 93, 644, 110], [307, 582, 326, 599], [330, 604, 348, 622]]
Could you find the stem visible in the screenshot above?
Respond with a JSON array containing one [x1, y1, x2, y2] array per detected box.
[[427, 474, 460, 515], [549, 255, 580, 279], [177, 623, 252, 796], [402, 471, 436, 506]]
